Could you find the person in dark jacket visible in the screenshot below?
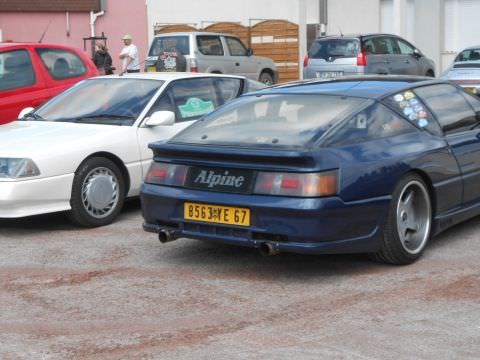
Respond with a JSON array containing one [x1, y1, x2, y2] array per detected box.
[[93, 43, 114, 75]]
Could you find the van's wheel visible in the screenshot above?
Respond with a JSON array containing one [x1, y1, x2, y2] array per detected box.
[[259, 72, 274, 85], [370, 174, 432, 265], [68, 157, 125, 227]]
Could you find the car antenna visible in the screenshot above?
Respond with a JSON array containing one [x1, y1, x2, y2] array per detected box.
[[338, 27, 344, 37], [38, 20, 52, 43]]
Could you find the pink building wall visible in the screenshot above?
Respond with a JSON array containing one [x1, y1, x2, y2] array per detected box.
[[0, 0, 149, 72]]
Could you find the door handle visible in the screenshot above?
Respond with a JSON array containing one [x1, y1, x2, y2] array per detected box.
[[405, 60, 410, 64], [384, 60, 390, 64], [235, 62, 240, 66]]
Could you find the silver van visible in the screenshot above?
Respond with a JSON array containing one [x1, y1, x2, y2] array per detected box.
[[304, 34, 435, 79], [146, 32, 278, 85]]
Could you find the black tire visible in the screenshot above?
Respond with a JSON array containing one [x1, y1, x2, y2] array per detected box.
[[259, 72, 274, 85], [370, 173, 432, 265], [68, 157, 126, 227], [426, 70, 435, 77]]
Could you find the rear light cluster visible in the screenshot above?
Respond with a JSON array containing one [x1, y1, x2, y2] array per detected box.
[[145, 163, 338, 198], [303, 55, 309, 68], [356, 51, 367, 66], [145, 162, 188, 186], [190, 58, 198, 73], [254, 171, 338, 197]]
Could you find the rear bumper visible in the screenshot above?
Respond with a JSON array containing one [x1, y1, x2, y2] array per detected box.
[[140, 184, 391, 255]]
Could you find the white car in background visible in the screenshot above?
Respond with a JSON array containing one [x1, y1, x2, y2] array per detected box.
[[0, 73, 263, 227], [442, 45, 480, 96]]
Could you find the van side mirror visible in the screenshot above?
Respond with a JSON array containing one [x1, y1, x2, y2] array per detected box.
[[144, 111, 175, 127], [413, 49, 422, 58], [247, 48, 254, 56], [18, 107, 35, 119]]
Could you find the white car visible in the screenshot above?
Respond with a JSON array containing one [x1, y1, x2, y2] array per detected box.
[[442, 45, 480, 95], [0, 73, 263, 226]]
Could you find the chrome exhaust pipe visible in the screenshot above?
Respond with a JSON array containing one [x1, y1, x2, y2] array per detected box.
[[158, 229, 177, 244], [258, 242, 280, 256]]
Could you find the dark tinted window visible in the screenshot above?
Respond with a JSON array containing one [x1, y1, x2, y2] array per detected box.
[[173, 94, 369, 148], [455, 48, 480, 62], [226, 37, 248, 56], [395, 39, 415, 55], [149, 36, 190, 56], [0, 49, 35, 91], [362, 38, 376, 54], [36, 48, 86, 80], [308, 38, 360, 60], [385, 89, 442, 135], [197, 36, 224, 56], [415, 84, 476, 134], [321, 102, 415, 147], [372, 37, 397, 55]]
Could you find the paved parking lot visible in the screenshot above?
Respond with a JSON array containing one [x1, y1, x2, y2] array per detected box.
[[0, 200, 479, 359]]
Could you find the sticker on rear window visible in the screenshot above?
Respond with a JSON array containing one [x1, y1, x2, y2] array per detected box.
[[178, 97, 215, 118]]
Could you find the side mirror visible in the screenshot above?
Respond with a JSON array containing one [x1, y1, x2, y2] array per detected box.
[[18, 107, 35, 119], [246, 48, 254, 56], [144, 111, 175, 127], [413, 49, 422, 58]]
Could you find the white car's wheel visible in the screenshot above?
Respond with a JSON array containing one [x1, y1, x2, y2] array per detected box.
[[68, 157, 125, 227]]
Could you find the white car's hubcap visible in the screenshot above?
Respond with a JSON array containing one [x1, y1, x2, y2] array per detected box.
[[81, 167, 119, 218]]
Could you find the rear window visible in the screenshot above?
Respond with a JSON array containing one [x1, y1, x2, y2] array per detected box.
[[149, 36, 190, 57], [171, 94, 368, 148], [308, 38, 360, 60], [36, 48, 86, 80], [455, 48, 480, 62]]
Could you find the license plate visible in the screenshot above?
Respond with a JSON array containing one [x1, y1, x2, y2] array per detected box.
[[316, 71, 344, 78], [147, 66, 156, 72], [184, 202, 250, 227], [464, 87, 477, 94]]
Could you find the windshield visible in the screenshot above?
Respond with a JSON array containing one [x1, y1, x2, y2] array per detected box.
[[30, 78, 163, 125], [171, 94, 369, 148], [308, 38, 360, 60], [149, 36, 190, 57], [455, 48, 480, 62]]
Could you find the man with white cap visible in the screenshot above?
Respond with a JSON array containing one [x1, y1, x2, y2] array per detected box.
[[119, 34, 140, 74]]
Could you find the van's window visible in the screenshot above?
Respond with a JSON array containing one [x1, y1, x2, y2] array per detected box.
[[197, 36, 224, 56], [0, 49, 35, 91], [372, 37, 398, 55], [148, 36, 190, 57], [226, 37, 248, 56], [395, 39, 415, 56], [36, 48, 86, 80], [308, 38, 360, 60]]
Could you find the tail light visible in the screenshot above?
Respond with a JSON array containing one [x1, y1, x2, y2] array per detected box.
[[356, 51, 367, 66], [190, 58, 198, 73], [303, 55, 309, 68], [254, 170, 338, 197], [145, 162, 188, 186]]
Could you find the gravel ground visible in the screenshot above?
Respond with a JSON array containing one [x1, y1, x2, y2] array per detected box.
[[0, 200, 479, 359]]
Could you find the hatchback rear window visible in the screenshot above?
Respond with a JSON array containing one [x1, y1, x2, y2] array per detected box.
[[308, 39, 360, 60], [149, 36, 190, 56], [172, 94, 368, 148]]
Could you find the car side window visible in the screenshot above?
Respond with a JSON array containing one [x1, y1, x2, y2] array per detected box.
[[213, 77, 242, 103], [415, 84, 477, 134], [321, 102, 416, 147], [372, 37, 396, 55], [0, 50, 35, 91], [36, 48, 87, 80], [384, 89, 442, 136], [362, 38, 376, 54], [461, 90, 480, 113], [197, 36, 224, 56], [396, 39, 415, 56], [226, 37, 248, 56]]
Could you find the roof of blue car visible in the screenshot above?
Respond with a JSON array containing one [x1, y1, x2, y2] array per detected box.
[[254, 76, 444, 99]]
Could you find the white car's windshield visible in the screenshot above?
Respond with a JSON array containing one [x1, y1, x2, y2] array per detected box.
[[26, 78, 163, 126]]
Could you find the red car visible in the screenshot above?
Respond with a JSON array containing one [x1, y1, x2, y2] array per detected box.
[[0, 43, 99, 124]]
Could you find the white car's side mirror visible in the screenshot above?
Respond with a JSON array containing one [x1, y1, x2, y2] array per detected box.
[[144, 111, 175, 127], [18, 107, 35, 119]]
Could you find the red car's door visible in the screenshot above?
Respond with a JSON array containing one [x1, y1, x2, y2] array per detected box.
[[0, 47, 50, 124]]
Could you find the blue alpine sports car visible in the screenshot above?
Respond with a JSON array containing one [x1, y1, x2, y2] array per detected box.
[[140, 76, 480, 264]]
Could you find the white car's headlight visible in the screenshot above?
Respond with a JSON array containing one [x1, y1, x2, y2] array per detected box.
[[0, 158, 40, 178]]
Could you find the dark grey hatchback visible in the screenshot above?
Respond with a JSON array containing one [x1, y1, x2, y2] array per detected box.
[[304, 34, 436, 80]]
